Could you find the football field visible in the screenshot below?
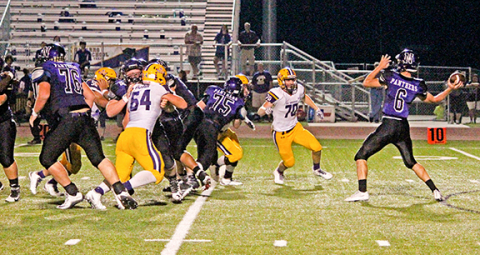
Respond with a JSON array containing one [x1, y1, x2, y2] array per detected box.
[[1, 137, 479, 254]]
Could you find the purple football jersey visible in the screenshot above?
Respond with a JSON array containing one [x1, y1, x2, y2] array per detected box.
[[42, 61, 87, 113], [380, 69, 427, 118], [202, 85, 245, 130]]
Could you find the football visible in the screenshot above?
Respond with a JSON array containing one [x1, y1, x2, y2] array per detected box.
[[449, 71, 466, 85], [297, 108, 307, 121]]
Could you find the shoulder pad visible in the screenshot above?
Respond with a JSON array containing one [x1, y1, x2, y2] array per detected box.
[[31, 67, 50, 83]]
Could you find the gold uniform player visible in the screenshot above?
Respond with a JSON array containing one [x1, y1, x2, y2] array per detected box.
[[85, 62, 187, 209], [257, 67, 333, 184]]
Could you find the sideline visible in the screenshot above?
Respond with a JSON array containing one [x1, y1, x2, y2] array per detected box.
[[161, 183, 216, 255]]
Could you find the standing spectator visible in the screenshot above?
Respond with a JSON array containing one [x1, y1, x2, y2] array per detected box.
[[74, 41, 92, 79], [35, 42, 47, 66], [466, 74, 479, 123], [53, 35, 61, 43], [238, 22, 261, 76], [213, 25, 231, 79], [184, 25, 203, 78], [448, 82, 465, 124], [251, 63, 273, 119], [18, 68, 32, 97], [369, 87, 384, 123]]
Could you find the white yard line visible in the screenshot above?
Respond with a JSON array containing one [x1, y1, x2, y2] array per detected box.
[[161, 183, 216, 255], [449, 147, 480, 161]]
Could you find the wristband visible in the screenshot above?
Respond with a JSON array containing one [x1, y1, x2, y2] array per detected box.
[[122, 95, 129, 103], [260, 106, 267, 111], [32, 110, 38, 117], [101, 89, 109, 95]]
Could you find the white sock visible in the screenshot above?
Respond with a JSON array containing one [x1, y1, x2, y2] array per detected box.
[[129, 170, 157, 188], [98, 182, 111, 194], [217, 156, 226, 166]]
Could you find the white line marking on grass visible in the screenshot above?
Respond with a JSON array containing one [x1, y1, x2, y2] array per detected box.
[[376, 240, 390, 247], [393, 156, 457, 160], [470, 180, 479, 183], [450, 147, 480, 161], [14, 143, 30, 148], [145, 239, 212, 242], [80, 177, 90, 180], [161, 183, 216, 255], [405, 179, 415, 183], [340, 178, 349, 182], [273, 240, 287, 247], [64, 239, 81, 245], [18, 176, 26, 180]]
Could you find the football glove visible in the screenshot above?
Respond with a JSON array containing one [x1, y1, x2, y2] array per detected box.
[[244, 116, 256, 130], [316, 109, 324, 120]]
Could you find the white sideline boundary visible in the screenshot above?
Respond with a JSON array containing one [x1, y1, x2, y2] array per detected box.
[[449, 147, 480, 161], [161, 183, 216, 255]]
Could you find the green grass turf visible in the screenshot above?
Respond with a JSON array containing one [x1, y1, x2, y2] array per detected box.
[[1, 137, 479, 254]]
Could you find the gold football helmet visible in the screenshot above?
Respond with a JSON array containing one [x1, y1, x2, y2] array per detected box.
[[95, 67, 117, 82], [277, 67, 297, 94], [235, 73, 249, 85], [143, 63, 167, 85]]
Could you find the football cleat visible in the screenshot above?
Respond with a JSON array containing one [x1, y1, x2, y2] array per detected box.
[[345, 191, 369, 202], [5, 187, 20, 202], [169, 179, 182, 203], [114, 191, 138, 210], [433, 189, 445, 202], [187, 174, 200, 190], [85, 190, 106, 210], [44, 182, 64, 197], [273, 169, 285, 185], [179, 180, 194, 199], [28, 171, 43, 195], [220, 178, 243, 186], [313, 167, 333, 180], [57, 192, 83, 209]]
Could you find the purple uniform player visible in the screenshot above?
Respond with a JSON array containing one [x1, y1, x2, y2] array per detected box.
[[345, 49, 465, 203]]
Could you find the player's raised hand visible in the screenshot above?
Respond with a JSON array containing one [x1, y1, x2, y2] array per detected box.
[[378, 55, 391, 70]]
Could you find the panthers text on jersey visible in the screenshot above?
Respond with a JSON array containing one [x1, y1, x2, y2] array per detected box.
[[202, 85, 246, 131], [266, 84, 306, 132], [379, 69, 427, 119]]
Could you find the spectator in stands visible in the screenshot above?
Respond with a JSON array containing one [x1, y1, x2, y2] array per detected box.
[[35, 42, 46, 65], [60, 8, 71, 17], [53, 35, 61, 42], [184, 25, 203, 79], [18, 68, 31, 97], [213, 25, 231, 79], [251, 63, 273, 120], [74, 41, 92, 79], [466, 74, 479, 123], [238, 22, 261, 76], [448, 81, 465, 124]]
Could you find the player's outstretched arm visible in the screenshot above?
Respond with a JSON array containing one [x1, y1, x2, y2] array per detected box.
[[363, 55, 391, 88], [163, 93, 187, 109], [423, 78, 465, 104], [258, 101, 273, 117]]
